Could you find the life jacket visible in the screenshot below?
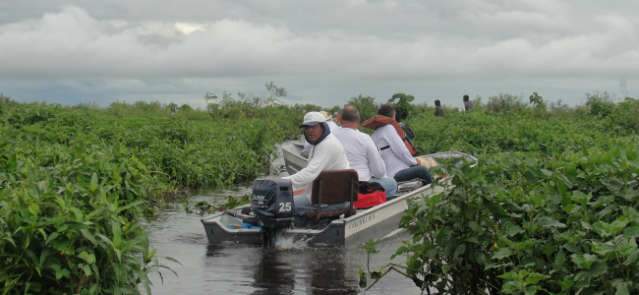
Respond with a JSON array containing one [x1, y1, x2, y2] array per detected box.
[[362, 115, 417, 156]]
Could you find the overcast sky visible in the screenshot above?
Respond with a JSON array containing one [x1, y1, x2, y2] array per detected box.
[[1, 0, 638, 108]]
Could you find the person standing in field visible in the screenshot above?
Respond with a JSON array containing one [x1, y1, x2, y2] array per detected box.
[[369, 104, 432, 184], [283, 112, 349, 213], [463, 95, 472, 112], [434, 100, 444, 117], [333, 105, 398, 198]]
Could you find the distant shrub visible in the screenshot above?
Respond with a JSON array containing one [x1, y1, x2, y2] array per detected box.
[[348, 95, 378, 121], [389, 93, 416, 122], [610, 97, 639, 134], [178, 104, 192, 112], [528, 92, 546, 112], [0, 94, 13, 105], [7, 105, 55, 127], [133, 101, 163, 113], [586, 92, 615, 117], [486, 94, 526, 113]]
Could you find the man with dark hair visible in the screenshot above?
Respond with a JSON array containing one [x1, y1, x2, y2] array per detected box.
[[363, 104, 417, 156], [463, 95, 472, 112], [368, 105, 432, 184], [333, 105, 398, 198], [377, 104, 395, 118]]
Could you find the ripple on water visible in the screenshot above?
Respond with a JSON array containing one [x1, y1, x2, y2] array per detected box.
[[149, 175, 422, 294], [173, 233, 207, 245]]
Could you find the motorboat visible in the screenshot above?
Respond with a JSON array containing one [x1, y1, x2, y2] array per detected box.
[[201, 140, 476, 247]]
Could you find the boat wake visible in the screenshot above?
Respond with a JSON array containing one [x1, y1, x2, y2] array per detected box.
[[273, 232, 310, 250]]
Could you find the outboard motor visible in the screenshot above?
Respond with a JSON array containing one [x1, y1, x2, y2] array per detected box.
[[250, 178, 295, 233]]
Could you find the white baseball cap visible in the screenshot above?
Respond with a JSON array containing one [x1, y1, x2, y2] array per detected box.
[[300, 111, 327, 127]]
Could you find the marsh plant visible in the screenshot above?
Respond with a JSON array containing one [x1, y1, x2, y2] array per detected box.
[[0, 99, 300, 294], [357, 95, 639, 294]]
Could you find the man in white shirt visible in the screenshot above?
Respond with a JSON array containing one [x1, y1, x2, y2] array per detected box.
[[301, 111, 338, 157], [371, 104, 432, 184], [283, 111, 349, 213], [333, 105, 398, 198]]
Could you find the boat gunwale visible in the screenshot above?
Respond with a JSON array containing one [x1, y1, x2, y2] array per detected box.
[[339, 182, 433, 224], [202, 140, 474, 244], [200, 182, 435, 236]]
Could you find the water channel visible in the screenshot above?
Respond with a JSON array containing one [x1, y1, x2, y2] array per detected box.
[[147, 147, 423, 294], [147, 191, 422, 294]]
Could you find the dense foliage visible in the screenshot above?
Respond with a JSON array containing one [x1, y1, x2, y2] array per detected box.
[[0, 98, 301, 294], [396, 97, 639, 294], [2, 91, 638, 294]]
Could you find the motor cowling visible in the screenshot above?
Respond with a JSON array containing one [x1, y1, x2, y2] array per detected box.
[[250, 178, 294, 229]]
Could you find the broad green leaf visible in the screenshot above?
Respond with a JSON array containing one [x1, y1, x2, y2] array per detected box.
[[504, 223, 524, 237], [79, 251, 96, 265], [571, 253, 597, 270], [623, 225, 639, 238], [612, 280, 630, 295], [492, 247, 513, 260], [537, 216, 566, 229], [89, 173, 98, 193]]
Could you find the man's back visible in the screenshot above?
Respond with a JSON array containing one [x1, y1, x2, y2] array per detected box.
[[333, 127, 386, 181], [371, 124, 417, 177]]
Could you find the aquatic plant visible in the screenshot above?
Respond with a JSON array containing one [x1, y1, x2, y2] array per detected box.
[[0, 100, 300, 294]]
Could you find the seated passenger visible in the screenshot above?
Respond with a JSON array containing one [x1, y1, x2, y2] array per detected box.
[[369, 104, 432, 184], [302, 111, 338, 157], [284, 111, 349, 213], [363, 108, 417, 156], [332, 105, 398, 199]]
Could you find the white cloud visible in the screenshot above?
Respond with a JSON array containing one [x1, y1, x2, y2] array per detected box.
[[2, 5, 638, 81], [175, 22, 204, 35], [1, 2, 638, 105]]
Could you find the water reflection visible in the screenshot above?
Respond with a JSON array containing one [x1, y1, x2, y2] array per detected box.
[[305, 249, 358, 295], [205, 244, 360, 295], [148, 192, 420, 294], [250, 248, 296, 295], [246, 247, 358, 295]]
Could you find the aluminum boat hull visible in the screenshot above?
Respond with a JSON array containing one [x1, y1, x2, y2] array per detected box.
[[202, 140, 475, 247], [201, 182, 443, 247]]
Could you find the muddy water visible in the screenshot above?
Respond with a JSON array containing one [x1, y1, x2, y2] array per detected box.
[[147, 191, 422, 295], [147, 147, 423, 294]]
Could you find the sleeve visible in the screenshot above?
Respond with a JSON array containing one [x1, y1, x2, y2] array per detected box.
[[365, 136, 387, 178], [283, 143, 330, 186], [384, 126, 417, 166]]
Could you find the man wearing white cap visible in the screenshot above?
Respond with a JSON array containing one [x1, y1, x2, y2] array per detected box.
[[301, 111, 338, 157], [283, 112, 349, 212]]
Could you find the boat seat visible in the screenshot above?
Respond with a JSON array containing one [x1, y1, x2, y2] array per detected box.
[[304, 169, 358, 221]]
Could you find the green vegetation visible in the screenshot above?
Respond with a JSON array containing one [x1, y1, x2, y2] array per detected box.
[[393, 95, 639, 294], [2, 90, 639, 294], [348, 95, 378, 121], [0, 97, 302, 294]]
